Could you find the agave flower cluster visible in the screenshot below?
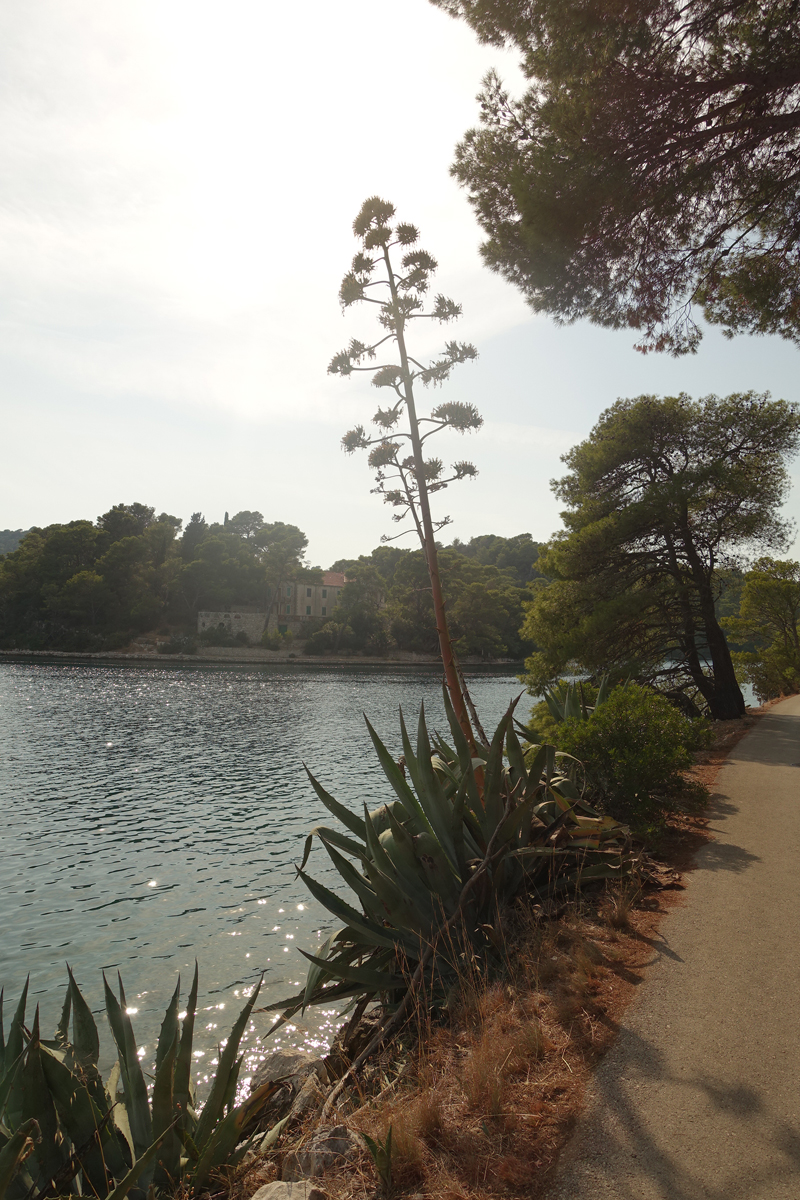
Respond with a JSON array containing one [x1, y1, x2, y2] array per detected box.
[[330, 197, 482, 541]]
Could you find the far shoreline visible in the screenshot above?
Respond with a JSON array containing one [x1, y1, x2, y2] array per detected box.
[[0, 647, 524, 673]]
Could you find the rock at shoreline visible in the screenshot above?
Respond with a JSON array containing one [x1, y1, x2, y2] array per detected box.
[[249, 1051, 329, 1127], [251, 1050, 328, 1093], [250, 1183, 328, 1200]]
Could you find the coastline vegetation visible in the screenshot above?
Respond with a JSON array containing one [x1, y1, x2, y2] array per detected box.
[[0, 507, 539, 662]]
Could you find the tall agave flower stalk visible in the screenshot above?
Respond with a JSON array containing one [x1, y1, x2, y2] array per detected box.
[[330, 197, 483, 748]]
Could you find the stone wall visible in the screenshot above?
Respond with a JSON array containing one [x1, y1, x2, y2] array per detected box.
[[198, 610, 266, 641]]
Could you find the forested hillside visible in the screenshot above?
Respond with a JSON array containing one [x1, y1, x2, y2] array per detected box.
[[0, 504, 313, 651], [0, 504, 540, 658]]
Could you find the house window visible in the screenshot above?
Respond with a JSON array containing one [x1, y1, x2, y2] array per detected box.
[[322, 589, 327, 598], [278, 624, 287, 634], [322, 607, 327, 616], [286, 586, 291, 596], [306, 605, 311, 615], [306, 587, 312, 597], [285, 604, 290, 614]]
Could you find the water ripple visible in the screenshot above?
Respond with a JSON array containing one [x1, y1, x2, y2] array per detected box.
[[0, 660, 521, 1088]]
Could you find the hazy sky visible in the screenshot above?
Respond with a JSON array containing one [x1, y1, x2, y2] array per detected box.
[[2, 0, 798, 564]]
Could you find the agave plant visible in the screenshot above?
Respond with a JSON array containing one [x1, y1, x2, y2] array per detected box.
[[269, 696, 631, 1021], [0, 967, 282, 1200], [539, 675, 612, 725]]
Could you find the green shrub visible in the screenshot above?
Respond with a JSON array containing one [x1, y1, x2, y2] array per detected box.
[[260, 628, 293, 650], [556, 684, 705, 827]]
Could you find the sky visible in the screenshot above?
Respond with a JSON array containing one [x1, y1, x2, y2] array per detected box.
[[2, 0, 798, 565]]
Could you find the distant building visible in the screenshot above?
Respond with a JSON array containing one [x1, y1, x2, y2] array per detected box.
[[270, 571, 347, 634], [197, 572, 348, 641]]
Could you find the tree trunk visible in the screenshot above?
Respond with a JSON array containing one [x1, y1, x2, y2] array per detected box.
[[678, 523, 746, 719], [702, 606, 747, 718]]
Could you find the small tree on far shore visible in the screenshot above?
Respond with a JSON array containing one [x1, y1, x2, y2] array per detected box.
[[330, 197, 482, 744]]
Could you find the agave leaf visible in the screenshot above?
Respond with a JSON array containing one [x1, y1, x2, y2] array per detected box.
[[302, 930, 338, 1011], [412, 704, 459, 870], [260, 978, 366, 1015], [232, 1075, 286, 1140], [596, 674, 611, 706], [39, 1042, 129, 1191], [496, 791, 540, 847], [154, 980, 181, 1079], [543, 688, 565, 723], [304, 766, 367, 839], [297, 869, 402, 950], [504, 717, 528, 794], [193, 976, 262, 1150], [363, 860, 431, 938], [363, 805, 402, 882], [525, 744, 549, 790], [105, 1131, 169, 1200], [480, 707, 511, 834], [5, 979, 28, 1078], [258, 1113, 291, 1151], [106, 1060, 134, 1161], [103, 975, 153, 1160], [0, 1055, 24, 1127], [173, 962, 198, 1138], [66, 966, 100, 1068], [364, 715, 433, 834], [381, 808, 440, 919], [21, 1010, 66, 1191], [319, 837, 383, 922], [442, 686, 475, 775], [151, 1027, 180, 1188], [559, 861, 627, 887], [55, 985, 71, 1050], [430, 753, 460, 791], [412, 831, 461, 911], [221, 1053, 244, 1121], [190, 1105, 244, 1192], [299, 949, 404, 991], [0, 1118, 39, 1199], [449, 773, 470, 883]]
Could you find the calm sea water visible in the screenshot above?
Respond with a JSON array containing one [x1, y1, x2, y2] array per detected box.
[[0, 659, 523, 1089]]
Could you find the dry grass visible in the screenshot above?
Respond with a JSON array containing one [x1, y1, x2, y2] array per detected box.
[[310, 895, 649, 1200]]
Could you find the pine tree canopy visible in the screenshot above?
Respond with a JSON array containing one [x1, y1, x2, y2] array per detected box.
[[434, 0, 800, 353]]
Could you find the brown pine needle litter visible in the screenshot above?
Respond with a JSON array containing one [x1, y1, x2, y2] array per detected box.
[[225, 707, 769, 1200]]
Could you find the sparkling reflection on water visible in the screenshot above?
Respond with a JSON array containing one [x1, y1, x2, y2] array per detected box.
[[0, 660, 523, 1091]]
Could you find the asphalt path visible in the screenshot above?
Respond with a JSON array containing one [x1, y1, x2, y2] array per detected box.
[[548, 693, 800, 1200]]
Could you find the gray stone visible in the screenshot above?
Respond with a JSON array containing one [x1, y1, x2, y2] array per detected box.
[[287, 1071, 327, 1120], [250, 1051, 328, 1095], [281, 1125, 363, 1182], [250, 1183, 327, 1200]]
